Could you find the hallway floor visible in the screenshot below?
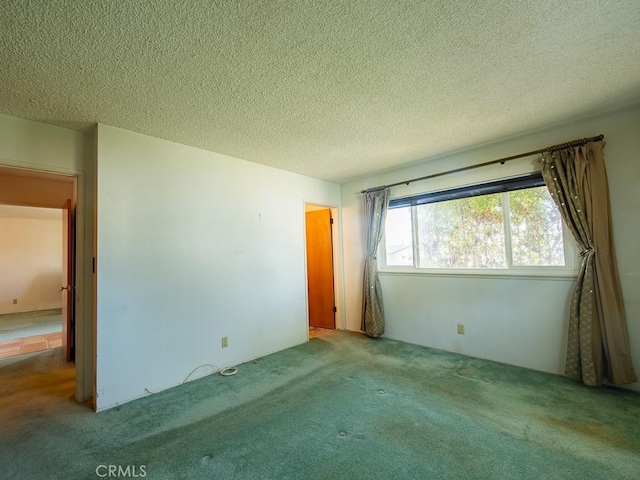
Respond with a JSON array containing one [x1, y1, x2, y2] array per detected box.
[[0, 332, 62, 359], [309, 326, 333, 339], [0, 309, 63, 359]]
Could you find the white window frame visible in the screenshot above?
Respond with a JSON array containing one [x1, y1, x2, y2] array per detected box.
[[380, 188, 579, 278]]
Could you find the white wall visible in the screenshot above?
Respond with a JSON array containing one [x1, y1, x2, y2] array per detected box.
[[0, 113, 94, 402], [341, 107, 640, 390], [0, 207, 62, 314], [95, 125, 340, 410]]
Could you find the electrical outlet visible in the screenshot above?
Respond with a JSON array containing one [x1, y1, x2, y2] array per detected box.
[[457, 324, 465, 335], [12, 298, 17, 304], [221, 336, 228, 348]]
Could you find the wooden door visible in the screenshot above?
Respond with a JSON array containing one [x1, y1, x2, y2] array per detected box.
[[61, 199, 74, 361], [305, 209, 335, 329]]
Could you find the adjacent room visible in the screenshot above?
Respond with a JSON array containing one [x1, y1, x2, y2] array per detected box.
[[1, 1, 638, 479], [0, 205, 64, 359]]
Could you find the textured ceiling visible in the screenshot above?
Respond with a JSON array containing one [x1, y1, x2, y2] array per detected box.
[[1, 1, 639, 183]]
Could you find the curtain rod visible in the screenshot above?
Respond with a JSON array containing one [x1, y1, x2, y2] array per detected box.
[[360, 134, 604, 194]]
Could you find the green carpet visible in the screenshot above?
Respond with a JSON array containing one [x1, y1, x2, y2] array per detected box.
[[1, 331, 638, 479], [0, 309, 62, 341]]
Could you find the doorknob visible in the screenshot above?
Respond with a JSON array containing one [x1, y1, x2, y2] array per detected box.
[[60, 286, 69, 292]]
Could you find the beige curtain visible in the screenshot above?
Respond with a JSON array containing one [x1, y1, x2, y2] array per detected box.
[[540, 141, 636, 386], [361, 188, 390, 337]]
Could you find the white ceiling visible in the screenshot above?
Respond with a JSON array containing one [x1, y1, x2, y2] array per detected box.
[[2, 1, 639, 183]]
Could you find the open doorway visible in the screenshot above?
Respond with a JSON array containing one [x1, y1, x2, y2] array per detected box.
[[305, 204, 337, 340], [0, 166, 78, 405], [0, 205, 65, 359]]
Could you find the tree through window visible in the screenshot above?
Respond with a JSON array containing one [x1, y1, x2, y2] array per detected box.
[[383, 174, 575, 272]]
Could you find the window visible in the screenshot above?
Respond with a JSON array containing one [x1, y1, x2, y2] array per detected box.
[[383, 173, 577, 274]]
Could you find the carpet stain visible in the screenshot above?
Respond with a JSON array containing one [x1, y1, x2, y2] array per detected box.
[[534, 413, 630, 449]]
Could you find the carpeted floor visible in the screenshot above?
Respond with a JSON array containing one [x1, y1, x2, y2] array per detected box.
[[1, 331, 638, 479], [0, 309, 62, 341]]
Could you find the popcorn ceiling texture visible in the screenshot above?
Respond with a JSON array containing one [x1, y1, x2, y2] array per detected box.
[[1, 1, 639, 182]]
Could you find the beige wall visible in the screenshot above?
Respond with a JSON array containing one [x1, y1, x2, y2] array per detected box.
[[0, 206, 63, 314], [0, 167, 75, 208]]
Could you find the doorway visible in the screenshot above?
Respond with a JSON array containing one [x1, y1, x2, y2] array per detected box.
[[0, 205, 66, 359], [305, 204, 336, 339], [0, 166, 77, 398]]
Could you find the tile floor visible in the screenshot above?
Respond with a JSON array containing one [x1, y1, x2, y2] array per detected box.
[[0, 332, 62, 359], [309, 326, 333, 339]]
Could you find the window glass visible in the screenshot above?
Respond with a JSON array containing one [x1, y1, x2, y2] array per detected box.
[[509, 187, 565, 266], [384, 207, 413, 266], [415, 193, 506, 268], [382, 176, 575, 274]]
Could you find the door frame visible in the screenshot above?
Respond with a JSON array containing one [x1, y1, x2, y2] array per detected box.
[[61, 198, 74, 361], [0, 162, 90, 404], [303, 202, 344, 338]]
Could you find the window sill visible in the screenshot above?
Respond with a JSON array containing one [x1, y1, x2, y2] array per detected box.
[[378, 268, 578, 281]]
